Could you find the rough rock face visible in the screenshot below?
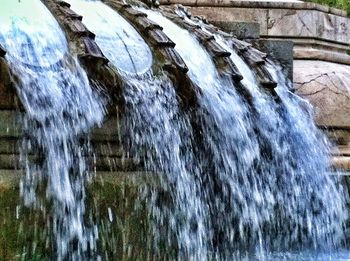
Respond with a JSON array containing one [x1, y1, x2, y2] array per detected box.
[[294, 60, 350, 128]]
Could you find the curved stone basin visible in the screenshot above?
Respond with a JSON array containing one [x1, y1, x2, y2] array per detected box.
[[0, 0, 67, 69], [66, 0, 153, 75]]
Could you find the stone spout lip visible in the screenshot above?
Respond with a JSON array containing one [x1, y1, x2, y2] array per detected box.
[[0, 45, 6, 57]]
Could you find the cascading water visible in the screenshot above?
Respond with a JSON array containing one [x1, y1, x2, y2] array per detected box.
[[0, 0, 105, 259], [203, 25, 348, 251], [0, 0, 348, 259], [63, 1, 204, 258], [140, 8, 348, 258]]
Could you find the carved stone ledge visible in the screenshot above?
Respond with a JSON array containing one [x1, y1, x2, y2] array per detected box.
[[192, 29, 215, 42], [172, 1, 350, 63], [220, 57, 243, 82], [159, 0, 347, 17]]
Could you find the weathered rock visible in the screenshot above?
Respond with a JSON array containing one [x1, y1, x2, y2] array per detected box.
[[294, 60, 350, 128]]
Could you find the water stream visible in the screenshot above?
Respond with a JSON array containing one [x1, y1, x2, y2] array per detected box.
[[0, 0, 105, 259], [63, 2, 203, 258], [141, 8, 348, 258]]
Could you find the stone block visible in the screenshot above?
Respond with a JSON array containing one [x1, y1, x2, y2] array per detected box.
[[211, 21, 260, 39], [267, 9, 317, 38], [256, 39, 294, 81], [326, 129, 350, 146], [267, 9, 350, 45], [294, 60, 350, 128], [190, 7, 269, 34], [0, 138, 17, 155], [185, 3, 349, 47]]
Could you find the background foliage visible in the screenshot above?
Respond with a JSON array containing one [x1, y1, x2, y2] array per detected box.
[[308, 0, 350, 15]]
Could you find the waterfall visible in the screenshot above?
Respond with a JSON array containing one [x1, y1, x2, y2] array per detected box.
[[0, 0, 347, 259], [139, 8, 348, 258], [0, 0, 105, 259], [64, 1, 206, 258]]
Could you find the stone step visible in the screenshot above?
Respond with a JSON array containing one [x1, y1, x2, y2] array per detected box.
[[0, 138, 125, 157], [0, 110, 123, 142], [332, 146, 350, 157], [331, 156, 350, 171], [0, 110, 22, 138], [0, 169, 156, 189], [0, 169, 21, 188], [0, 154, 140, 172]]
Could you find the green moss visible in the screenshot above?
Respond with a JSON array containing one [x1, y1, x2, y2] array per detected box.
[[307, 0, 350, 16], [0, 181, 158, 260], [0, 186, 52, 260]]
